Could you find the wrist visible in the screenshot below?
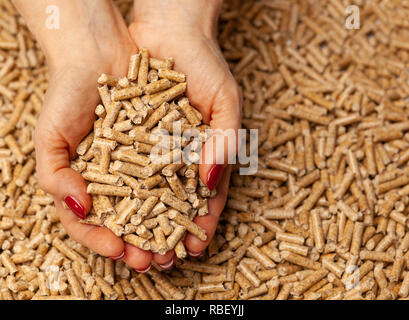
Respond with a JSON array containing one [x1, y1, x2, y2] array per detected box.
[[132, 0, 223, 40]]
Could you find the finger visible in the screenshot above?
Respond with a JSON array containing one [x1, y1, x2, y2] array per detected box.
[[198, 81, 241, 190], [152, 250, 175, 270], [122, 243, 152, 272], [56, 201, 124, 258], [185, 165, 231, 255], [35, 125, 92, 219]]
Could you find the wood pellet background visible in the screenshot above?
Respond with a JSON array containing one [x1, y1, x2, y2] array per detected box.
[[1, 0, 409, 300]]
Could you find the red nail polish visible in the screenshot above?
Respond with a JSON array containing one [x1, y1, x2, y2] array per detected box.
[[64, 196, 86, 219], [188, 251, 202, 258], [134, 264, 152, 274], [109, 251, 125, 261], [206, 164, 223, 191], [159, 259, 174, 270]]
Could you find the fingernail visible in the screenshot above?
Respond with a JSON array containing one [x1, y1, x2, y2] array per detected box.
[[188, 250, 202, 258], [109, 251, 125, 261], [63, 196, 86, 219], [206, 164, 223, 191], [158, 259, 174, 271], [134, 264, 152, 274]]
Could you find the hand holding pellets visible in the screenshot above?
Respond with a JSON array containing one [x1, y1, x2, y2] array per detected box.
[[71, 49, 215, 258]]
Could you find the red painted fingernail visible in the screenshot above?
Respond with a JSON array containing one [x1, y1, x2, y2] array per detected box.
[[188, 251, 202, 258], [206, 164, 223, 191], [109, 251, 125, 261], [158, 259, 174, 271], [134, 264, 152, 274], [63, 196, 86, 219]]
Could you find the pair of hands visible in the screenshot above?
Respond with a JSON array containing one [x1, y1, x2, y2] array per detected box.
[[19, 0, 241, 271]]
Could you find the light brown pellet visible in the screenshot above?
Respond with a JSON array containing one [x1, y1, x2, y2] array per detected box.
[[168, 210, 206, 241], [137, 48, 149, 88], [128, 53, 141, 81], [174, 240, 187, 259], [161, 192, 192, 215], [144, 79, 173, 95], [148, 83, 187, 108], [123, 234, 150, 251], [166, 225, 186, 250], [166, 173, 188, 201], [111, 86, 143, 101], [87, 183, 132, 197], [152, 227, 168, 255]]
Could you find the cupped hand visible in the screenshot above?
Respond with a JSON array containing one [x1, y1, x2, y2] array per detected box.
[[34, 2, 155, 271], [35, 0, 241, 272], [127, 0, 242, 267]]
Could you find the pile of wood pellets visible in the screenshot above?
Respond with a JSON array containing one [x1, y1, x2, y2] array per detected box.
[[2, 0, 409, 300], [74, 50, 211, 258]]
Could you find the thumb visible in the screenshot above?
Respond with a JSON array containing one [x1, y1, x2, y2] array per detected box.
[[34, 123, 91, 219], [199, 82, 242, 190]]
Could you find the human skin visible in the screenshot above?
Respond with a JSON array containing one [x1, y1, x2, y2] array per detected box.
[[12, 0, 241, 271]]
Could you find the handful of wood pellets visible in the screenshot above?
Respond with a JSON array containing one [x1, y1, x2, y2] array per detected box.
[[71, 49, 213, 258]]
